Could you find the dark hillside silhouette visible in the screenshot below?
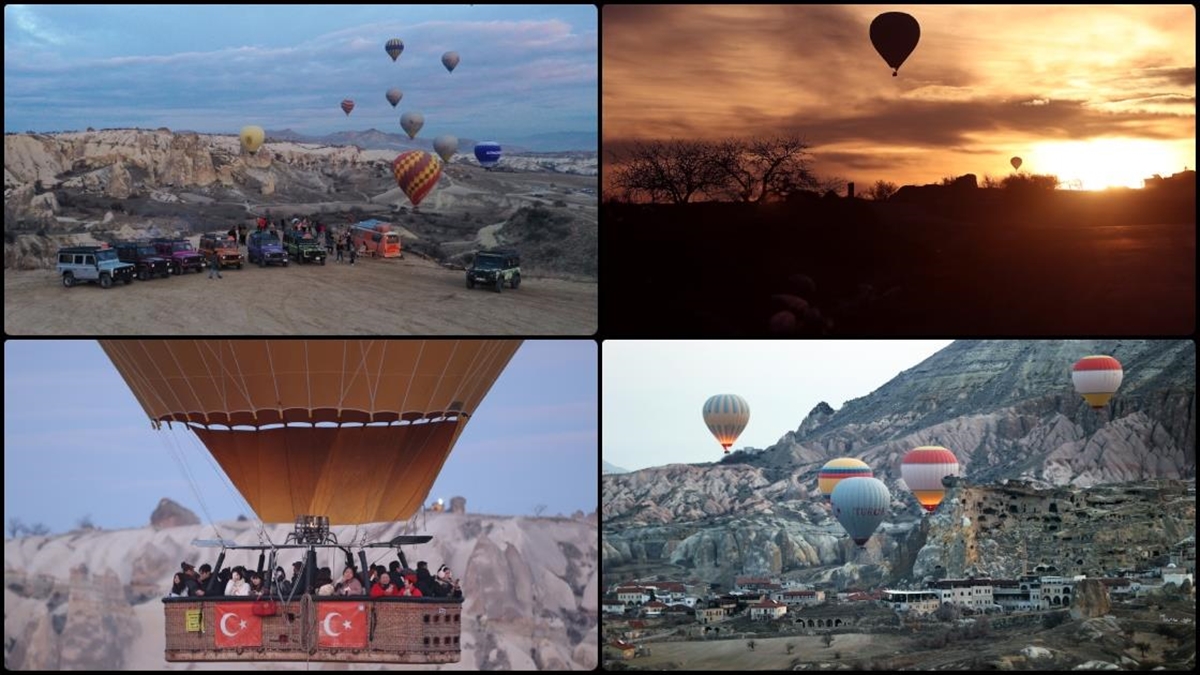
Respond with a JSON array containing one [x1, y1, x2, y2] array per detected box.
[[603, 169, 1194, 337]]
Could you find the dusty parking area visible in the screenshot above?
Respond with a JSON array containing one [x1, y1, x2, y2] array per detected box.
[[5, 254, 597, 335]]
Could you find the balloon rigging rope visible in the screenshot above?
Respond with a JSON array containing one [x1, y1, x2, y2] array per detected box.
[[398, 341, 427, 415], [161, 425, 224, 540]]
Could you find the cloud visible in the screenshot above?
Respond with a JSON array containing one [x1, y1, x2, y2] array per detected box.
[[8, 5, 68, 46]]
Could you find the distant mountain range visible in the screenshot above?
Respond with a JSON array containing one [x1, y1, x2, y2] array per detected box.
[[602, 461, 629, 474], [265, 128, 596, 154]]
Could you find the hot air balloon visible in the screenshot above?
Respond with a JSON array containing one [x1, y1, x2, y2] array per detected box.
[[870, 12, 920, 76], [1072, 355, 1123, 410], [239, 126, 264, 154], [340, 99, 355, 116], [386, 88, 403, 108], [702, 394, 750, 454], [442, 51, 460, 73], [830, 476, 890, 547], [433, 135, 459, 163], [818, 458, 873, 504], [99, 340, 521, 524], [393, 150, 443, 207], [400, 111, 425, 140], [474, 142, 502, 169], [901, 446, 960, 513], [385, 38, 404, 62], [1011, 157, 1023, 170]]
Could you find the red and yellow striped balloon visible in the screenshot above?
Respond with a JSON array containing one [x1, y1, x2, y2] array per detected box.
[[900, 446, 959, 513], [392, 151, 442, 207], [818, 457, 873, 504], [1072, 355, 1123, 410]]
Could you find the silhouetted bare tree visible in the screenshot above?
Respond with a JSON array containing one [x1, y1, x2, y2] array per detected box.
[[609, 139, 722, 204], [865, 180, 899, 201], [711, 135, 818, 202]]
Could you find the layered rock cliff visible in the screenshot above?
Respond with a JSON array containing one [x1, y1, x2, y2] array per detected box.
[[602, 340, 1195, 587]]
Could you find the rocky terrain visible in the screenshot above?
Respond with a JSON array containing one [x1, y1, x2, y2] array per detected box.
[[602, 339, 1195, 589], [3, 129, 597, 278], [4, 505, 599, 670]]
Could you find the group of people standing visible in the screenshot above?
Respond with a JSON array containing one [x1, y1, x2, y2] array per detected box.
[[169, 558, 462, 600]]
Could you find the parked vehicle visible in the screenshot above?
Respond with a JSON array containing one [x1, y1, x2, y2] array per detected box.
[[199, 233, 245, 269], [352, 220, 402, 258], [466, 249, 521, 293], [284, 230, 327, 265], [56, 244, 136, 289], [115, 241, 175, 280], [151, 238, 206, 274], [247, 231, 289, 267]]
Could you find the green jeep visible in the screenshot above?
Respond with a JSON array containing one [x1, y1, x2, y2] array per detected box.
[[284, 230, 327, 265], [466, 250, 521, 293]]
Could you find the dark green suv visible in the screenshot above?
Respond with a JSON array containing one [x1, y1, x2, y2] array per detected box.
[[466, 250, 521, 293]]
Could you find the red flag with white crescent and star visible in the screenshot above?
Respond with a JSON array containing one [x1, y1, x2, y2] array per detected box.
[[317, 601, 368, 648], [213, 603, 263, 648]]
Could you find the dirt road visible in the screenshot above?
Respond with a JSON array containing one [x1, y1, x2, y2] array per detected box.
[[5, 255, 596, 335]]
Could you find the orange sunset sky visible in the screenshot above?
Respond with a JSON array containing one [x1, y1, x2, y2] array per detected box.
[[603, 4, 1196, 191]]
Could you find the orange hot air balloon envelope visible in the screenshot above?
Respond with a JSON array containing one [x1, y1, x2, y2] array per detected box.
[[99, 340, 521, 524], [393, 150, 443, 207], [1072, 355, 1123, 409]]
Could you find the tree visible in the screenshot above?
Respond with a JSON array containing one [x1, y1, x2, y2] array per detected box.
[[822, 633, 834, 648], [747, 639, 756, 651], [864, 180, 899, 201], [935, 602, 961, 622], [7, 518, 27, 538], [1134, 641, 1150, 658], [609, 139, 723, 204], [786, 642, 795, 655], [534, 504, 547, 517], [1179, 578, 1192, 596], [711, 135, 818, 202], [76, 514, 96, 531], [28, 523, 50, 536]]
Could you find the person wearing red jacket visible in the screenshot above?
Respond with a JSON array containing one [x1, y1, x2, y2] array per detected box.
[[370, 572, 401, 597]]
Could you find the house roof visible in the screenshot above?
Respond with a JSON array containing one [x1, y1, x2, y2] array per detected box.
[[644, 601, 667, 608], [608, 640, 635, 650], [753, 598, 786, 608]]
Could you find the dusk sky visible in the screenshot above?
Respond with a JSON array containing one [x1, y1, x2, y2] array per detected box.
[[603, 5, 1196, 191], [4, 340, 597, 534], [603, 340, 953, 472], [4, 4, 597, 143]]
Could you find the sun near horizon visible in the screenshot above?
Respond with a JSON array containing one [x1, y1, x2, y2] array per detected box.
[[603, 5, 1196, 194]]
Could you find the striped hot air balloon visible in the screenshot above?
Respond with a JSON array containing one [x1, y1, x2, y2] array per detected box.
[[340, 99, 355, 116], [385, 38, 404, 62], [702, 394, 749, 454], [818, 458, 873, 504], [830, 476, 890, 547], [1072, 355, 1123, 410], [392, 150, 442, 208], [901, 446, 960, 513]]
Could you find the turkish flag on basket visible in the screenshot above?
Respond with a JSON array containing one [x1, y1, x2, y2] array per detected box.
[[317, 601, 368, 648], [214, 604, 263, 648]]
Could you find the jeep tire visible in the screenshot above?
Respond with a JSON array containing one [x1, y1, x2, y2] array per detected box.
[[467, 277, 475, 289], [511, 273, 521, 289], [100, 273, 113, 289], [494, 276, 503, 293], [173, 264, 182, 275], [138, 268, 149, 281], [62, 272, 76, 288]]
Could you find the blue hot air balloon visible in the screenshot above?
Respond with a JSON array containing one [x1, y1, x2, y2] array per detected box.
[[474, 142, 502, 169], [830, 476, 890, 548]]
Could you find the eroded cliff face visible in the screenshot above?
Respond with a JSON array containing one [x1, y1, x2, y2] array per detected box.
[[4, 514, 597, 670], [602, 340, 1194, 586]]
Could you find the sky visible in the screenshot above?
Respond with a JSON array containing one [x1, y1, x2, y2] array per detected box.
[[3, 339, 597, 534], [3, 4, 597, 143], [603, 5, 1196, 191], [602, 340, 953, 472]]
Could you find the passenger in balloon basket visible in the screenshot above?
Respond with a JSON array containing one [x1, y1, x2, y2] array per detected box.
[[249, 571, 267, 599], [168, 573, 188, 597], [180, 562, 204, 597], [415, 561, 437, 596], [335, 565, 364, 596], [370, 572, 401, 597], [399, 574, 424, 597]]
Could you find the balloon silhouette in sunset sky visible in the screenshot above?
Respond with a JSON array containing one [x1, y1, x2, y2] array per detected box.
[[603, 5, 1195, 191]]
